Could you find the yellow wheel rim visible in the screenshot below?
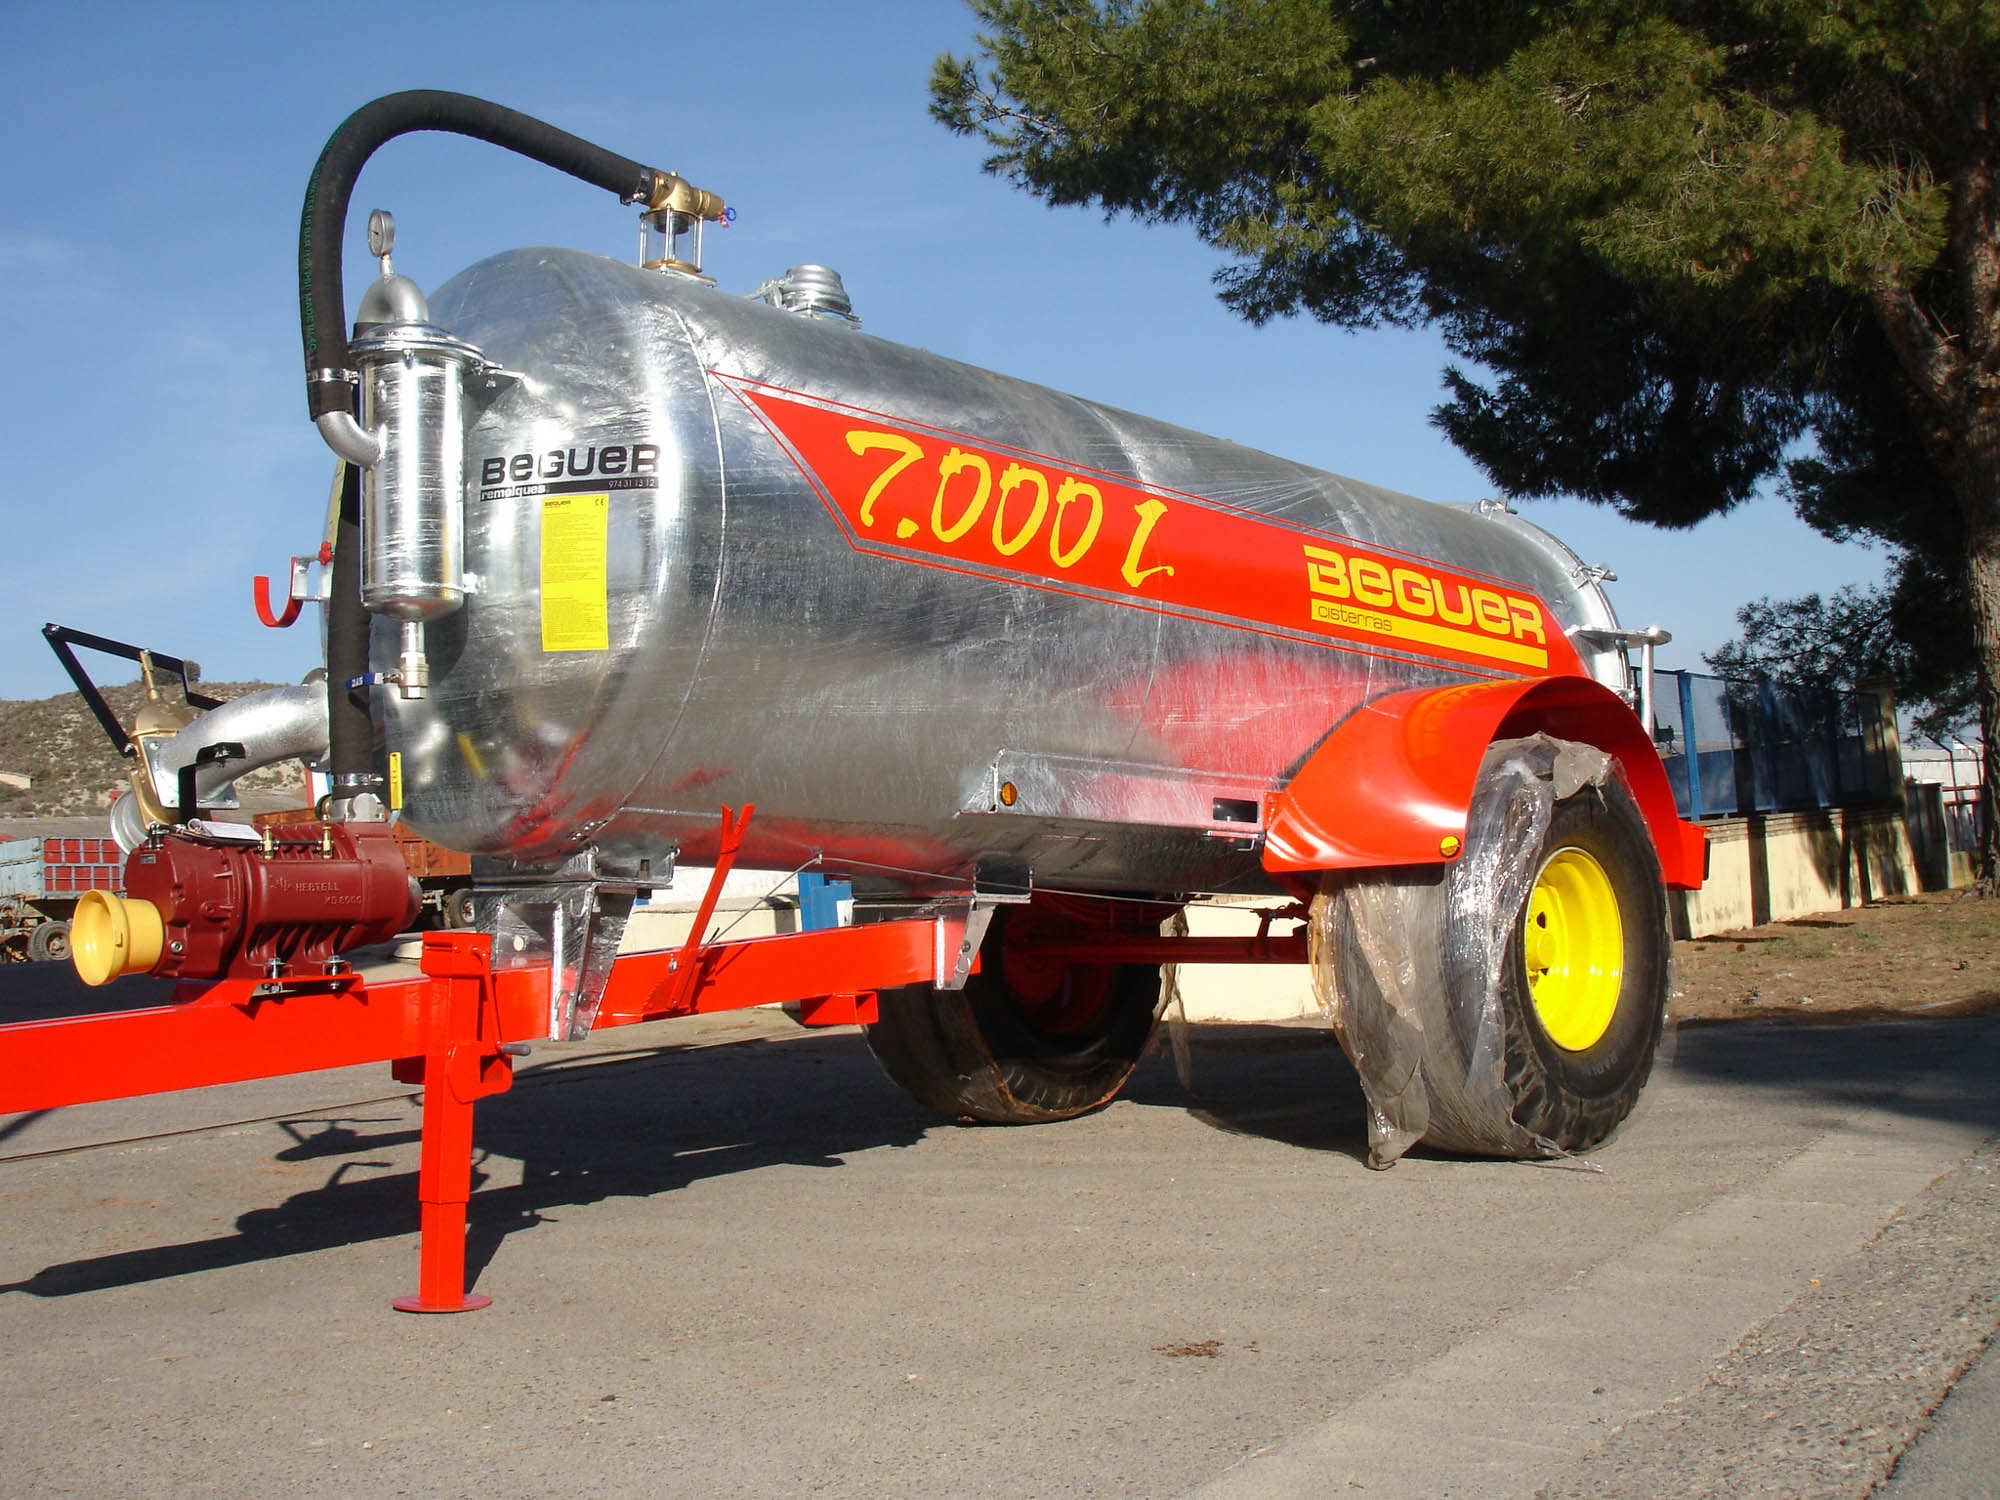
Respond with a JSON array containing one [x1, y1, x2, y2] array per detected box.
[[1522, 847, 1623, 1052]]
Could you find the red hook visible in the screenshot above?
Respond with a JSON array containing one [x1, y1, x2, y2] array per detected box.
[[253, 543, 334, 629], [253, 575, 302, 628]]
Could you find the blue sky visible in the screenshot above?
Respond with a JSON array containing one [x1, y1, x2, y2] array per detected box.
[[0, 1, 1884, 701]]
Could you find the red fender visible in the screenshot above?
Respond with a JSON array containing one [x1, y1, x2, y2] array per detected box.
[[1262, 676, 1707, 889]]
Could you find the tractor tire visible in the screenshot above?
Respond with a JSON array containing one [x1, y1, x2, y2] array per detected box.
[[28, 920, 73, 965], [865, 896, 1173, 1124], [1319, 736, 1669, 1162]]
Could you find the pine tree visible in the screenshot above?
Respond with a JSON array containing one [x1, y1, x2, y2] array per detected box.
[[934, 0, 2000, 877]]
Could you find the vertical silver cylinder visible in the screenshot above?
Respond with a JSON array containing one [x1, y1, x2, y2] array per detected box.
[[352, 324, 487, 622]]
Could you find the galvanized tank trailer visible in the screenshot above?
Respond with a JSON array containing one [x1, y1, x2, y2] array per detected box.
[[3, 93, 1704, 1311]]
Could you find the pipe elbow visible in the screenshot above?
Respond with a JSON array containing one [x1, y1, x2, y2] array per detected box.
[[140, 684, 332, 816], [315, 410, 382, 468]]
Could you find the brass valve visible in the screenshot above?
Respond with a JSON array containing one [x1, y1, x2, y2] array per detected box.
[[646, 171, 726, 221], [639, 171, 728, 278]]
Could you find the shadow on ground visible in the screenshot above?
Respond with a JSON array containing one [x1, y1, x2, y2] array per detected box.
[[6, 1011, 1997, 1302], [0, 1022, 1369, 1301], [1663, 1014, 2000, 1136], [0, 965, 178, 1024]]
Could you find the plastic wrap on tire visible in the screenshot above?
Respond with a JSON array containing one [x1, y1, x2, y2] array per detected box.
[[1310, 734, 1627, 1168]]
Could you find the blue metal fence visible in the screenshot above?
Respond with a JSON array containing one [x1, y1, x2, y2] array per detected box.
[[1649, 671, 1898, 819]]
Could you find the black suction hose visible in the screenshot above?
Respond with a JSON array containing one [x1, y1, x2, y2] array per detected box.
[[325, 464, 371, 793], [302, 91, 670, 797], [300, 89, 661, 421]]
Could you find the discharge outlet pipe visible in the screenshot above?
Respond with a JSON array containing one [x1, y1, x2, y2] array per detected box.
[[297, 90, 721, 807]]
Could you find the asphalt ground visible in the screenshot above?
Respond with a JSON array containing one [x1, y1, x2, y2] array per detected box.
[[3, 981, 1998, 1499]]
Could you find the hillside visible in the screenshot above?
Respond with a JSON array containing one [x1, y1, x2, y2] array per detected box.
[[0, 680, 305, 818]]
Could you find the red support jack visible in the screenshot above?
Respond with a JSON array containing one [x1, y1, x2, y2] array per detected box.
[[390, 930, 515, 1313]]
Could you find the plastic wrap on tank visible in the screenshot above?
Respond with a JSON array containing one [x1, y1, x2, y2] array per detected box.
[[390, 246, 1634, 891], [1157, 907, 1195, 1092], [1310, 734, 1614, 1168]]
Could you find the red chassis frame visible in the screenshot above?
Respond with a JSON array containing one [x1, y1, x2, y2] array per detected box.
[[0, 807, 1309, 1312], [0, 919, 961, 1312]]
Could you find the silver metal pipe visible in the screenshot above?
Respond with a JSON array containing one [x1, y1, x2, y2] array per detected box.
[[314, 410, 382, 469], [1574, 625, 1672, 736], [396, 620, 430, 699], [108, 790, 149, 854], [1637, 627, 1670, 737], [138, 683, 330, 813]]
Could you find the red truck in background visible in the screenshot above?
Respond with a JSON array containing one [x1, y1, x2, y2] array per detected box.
[[0, 834, 123, 962]]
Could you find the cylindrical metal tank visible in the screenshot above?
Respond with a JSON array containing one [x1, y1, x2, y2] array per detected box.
[[355, 322, 484, 625], [384, 248, 1626, 895]]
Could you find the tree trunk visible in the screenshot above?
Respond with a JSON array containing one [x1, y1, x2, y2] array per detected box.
[[1955, 417, 2000, 888], [1874, 140, 2000, 888], [1948, 137, 2000, 889]]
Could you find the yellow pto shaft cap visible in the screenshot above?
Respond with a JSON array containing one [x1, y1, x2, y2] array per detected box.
[[71, 889, 166, 987]]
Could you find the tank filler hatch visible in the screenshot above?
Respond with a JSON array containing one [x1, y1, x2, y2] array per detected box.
[[752, 265, 862, 327]]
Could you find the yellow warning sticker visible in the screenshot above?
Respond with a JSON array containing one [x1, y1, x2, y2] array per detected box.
[[387, 750, 404, 811], [540, 494, 610, 652]]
